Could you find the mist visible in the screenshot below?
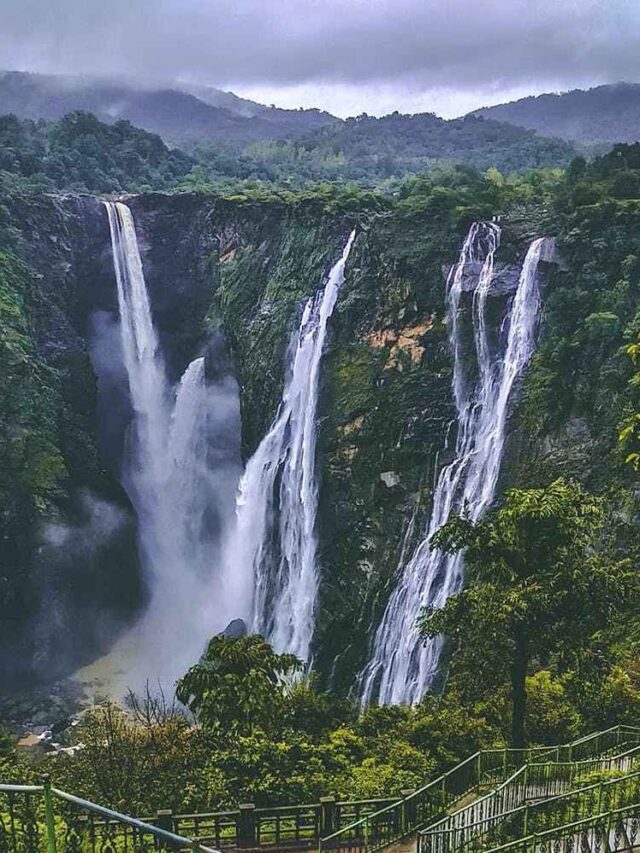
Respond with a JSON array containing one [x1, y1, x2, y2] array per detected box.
[[30, 491, 141, 683], [1, 0, 639, 117], [79, 205, 243, 699]]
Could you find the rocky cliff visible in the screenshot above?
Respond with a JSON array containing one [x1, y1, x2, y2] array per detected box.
[[1, 179, 638, 693]]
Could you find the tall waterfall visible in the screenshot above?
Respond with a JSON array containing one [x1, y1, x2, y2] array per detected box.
[[360, 226, 546, 706], [97, 202, 240, 691], [228, 231, 356, 663]]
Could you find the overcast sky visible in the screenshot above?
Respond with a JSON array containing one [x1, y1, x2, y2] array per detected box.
[[1, 0, 639, 118]]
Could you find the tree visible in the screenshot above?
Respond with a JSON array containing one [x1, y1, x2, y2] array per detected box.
[[176, 634, 302, 735], [619, 334, 640, 469], [421, 479, 637, 747], [50, 691, 208, 814]]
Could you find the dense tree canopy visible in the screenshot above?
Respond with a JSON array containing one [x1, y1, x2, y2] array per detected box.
[[176, 634, 302, 735], [0, 111, 194, 193], [35, 637, 497, 813], [0, 107, 574, 195], [422, 479, 638, 747]]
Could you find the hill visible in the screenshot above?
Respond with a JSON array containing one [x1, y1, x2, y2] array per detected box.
[[0, 71, 338, 149], [0, 70, 577, 180], [266, 111, 575, 179], [0, 111, 195, 193], [471, 82, 640, 149]]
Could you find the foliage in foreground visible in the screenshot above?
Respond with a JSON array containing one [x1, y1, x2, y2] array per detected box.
[[15, 599, 637, 817], [423, 478, 640, 747], [37, 638, 493, 814]]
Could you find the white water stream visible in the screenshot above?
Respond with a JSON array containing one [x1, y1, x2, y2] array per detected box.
[[227, 231, 356, 663], [360, 226, 546, 705], [84, 202, 240, 692]]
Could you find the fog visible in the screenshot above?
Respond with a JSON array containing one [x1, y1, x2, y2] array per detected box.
[[1, 0, 638, 116]]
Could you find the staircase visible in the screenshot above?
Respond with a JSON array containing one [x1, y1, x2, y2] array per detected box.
[[319, 726, 640, 853], [483, 802, 640, 853], [418, 745, 640, 853]]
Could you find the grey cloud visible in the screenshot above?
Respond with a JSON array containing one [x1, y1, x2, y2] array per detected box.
[[0, 0, 638, 94]]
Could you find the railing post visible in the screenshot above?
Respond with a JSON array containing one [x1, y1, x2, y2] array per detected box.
[[364, 814, 370, 852], [238, 803, 256, 848], [192, 836, 202, 853], [155, 809, 174, 848], [320, 797, 337, 837], [400, 790, 416, 831], [42, 775, 58, 853]]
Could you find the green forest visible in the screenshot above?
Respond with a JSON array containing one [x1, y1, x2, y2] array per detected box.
[[0, 108, 574, 194], [1, 112, 640, 821]]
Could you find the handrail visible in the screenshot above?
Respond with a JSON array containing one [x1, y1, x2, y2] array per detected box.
[[320, 754, 481, 846], [171, 796, 395, 820], [167, 795, 397, 847], [0, 783, 44, 794], [483, 767, 640, 844], [483, 801, 640, 853], [424, 764, 526, 833], [53, 787, 220, 851], [417, 743, 640, 853], [437, 743, 640, 829], [0, 780, 221, 852], [320, 725, 640, 853]]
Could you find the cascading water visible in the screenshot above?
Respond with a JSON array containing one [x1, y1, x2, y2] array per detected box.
[[228, 231, 356, 663], [360, 226, 546, 706], [90, 202, 241, 692]]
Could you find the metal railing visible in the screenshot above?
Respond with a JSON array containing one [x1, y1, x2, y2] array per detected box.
[[417, 745, 640, 853], [482, 767, 640, 850], [484, 802, 640, 853], [3, 726, 639, 853], [319, 726, 640, 853], [163, 798, 397, 849], [0, 777, 220, 853]]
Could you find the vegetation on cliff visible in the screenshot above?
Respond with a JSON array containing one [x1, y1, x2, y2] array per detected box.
[[0, 106, 574, 196], [1, 143, 640, 809], [0, 250, 67, 642], [0, 111, 194, 193]]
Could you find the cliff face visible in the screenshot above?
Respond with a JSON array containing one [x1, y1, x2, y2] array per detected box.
[[126, 194, 466, 688], [1, 188, 638, 693], [0, 195, 141, 685]]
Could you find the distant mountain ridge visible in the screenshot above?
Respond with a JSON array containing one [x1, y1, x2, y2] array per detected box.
[[470, 82, 640, 148], [0, 71, 339, 149], [0, 70, 576, 179]]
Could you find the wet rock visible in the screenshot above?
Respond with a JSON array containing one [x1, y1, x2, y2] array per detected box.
[[221, 618, 248, 639], [380, 471, 401, 488]]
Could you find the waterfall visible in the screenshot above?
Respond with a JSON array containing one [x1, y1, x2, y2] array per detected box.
[[105, 201, 168, 510], [228, 231, 356, 663], [360, 227, 546, 706], [95, 202, 241, 691]]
